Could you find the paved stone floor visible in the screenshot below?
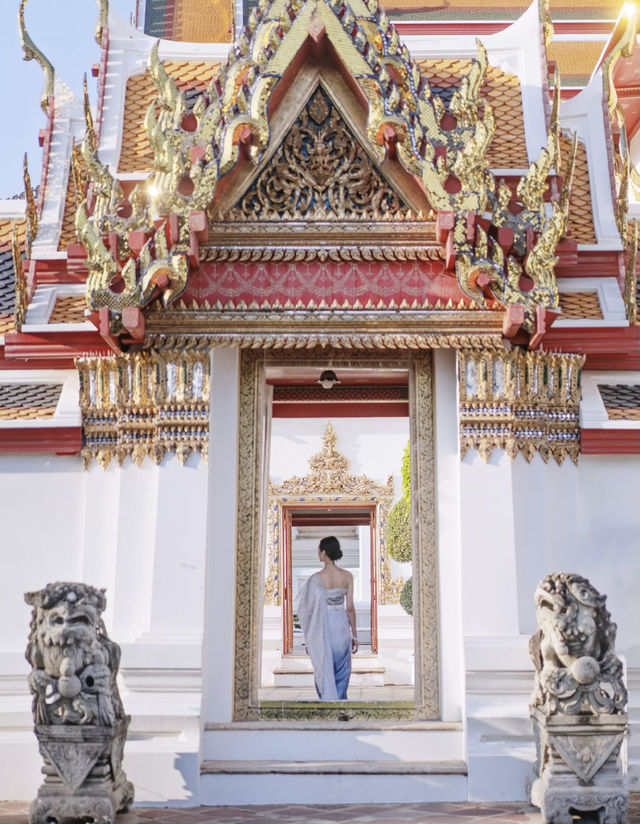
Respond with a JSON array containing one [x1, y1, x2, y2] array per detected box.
[[0, 796, 638, 824], [258, 685, 415, 701]]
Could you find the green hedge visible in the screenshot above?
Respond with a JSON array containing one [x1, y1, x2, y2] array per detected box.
[[400, 576, 413, 616], [386, 496, 411, 563]]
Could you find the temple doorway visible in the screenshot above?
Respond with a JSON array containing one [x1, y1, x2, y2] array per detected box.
[[235, 350, 440, 720], [282, 505, 379, 655], [259, 362, 414, 704]]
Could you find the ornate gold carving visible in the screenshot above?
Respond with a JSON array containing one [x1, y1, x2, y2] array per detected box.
[[148, 331, 504, 350], [234, 350, 266, 720], [234, 350, 440, 721], [602, 2, 639, 116], [23, 153, 38, 259], [264, 423, 401, 608], [200, 245, 444, 262], [409, 353, 439, 719], [458, 349, 584, 465], [18, 0, 54, 113], [230, 87, 407, 221], [77, 352, 209, 468], [77, 0, 571, 339], [12, 225, 28, 333], [614, 121, 630, 243], [454, 78, 576, 332], [623, 220, 638, 325], [95, 0, 108, 45], [538, 0, 554, 48]]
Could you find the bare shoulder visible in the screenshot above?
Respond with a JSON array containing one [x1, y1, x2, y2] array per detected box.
[[339, 567, 353, 586]]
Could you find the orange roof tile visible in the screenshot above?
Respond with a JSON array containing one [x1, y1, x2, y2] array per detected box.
[[144, 0, 233, 43], [0, 383, 62, 420], [118, 62, 221, 174], [598, 384, 640, 419], [49, 295, 87, 324], [559, 133, 597, 244], [417, 59, 528, 168], [0, 218, 26, 253], [174, 0, 233, 43], [379, 0, 621, 19], [547, 41, 605, 85], [558, 291, 603, 318]]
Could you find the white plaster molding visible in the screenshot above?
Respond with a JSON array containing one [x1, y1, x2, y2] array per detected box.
[[560, 72, 623, 249], [31, 77, 85, 257], [23, 283, 94, 331], [0, 200, 26, 219], [555, 276, 628, 327], [580, 370, 640, 429], [0, 369, 80, 428]]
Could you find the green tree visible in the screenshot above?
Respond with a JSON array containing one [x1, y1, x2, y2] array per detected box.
[[400, 576, 413, 617], [386, 440, 413, 616]]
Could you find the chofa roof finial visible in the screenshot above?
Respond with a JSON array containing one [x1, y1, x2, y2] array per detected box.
[[18, 0, 55, 114]]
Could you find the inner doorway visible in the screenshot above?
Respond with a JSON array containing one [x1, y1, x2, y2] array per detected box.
[[235, 350, 440, 720], [259, 361, 415, 706], [282, 505, 378, 656]]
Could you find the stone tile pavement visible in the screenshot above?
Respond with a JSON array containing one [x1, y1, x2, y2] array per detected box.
[[0, 797, 638, 824]]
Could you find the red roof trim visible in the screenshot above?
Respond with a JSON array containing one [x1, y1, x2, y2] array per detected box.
[[581, 428, 640, 454], [0, 427, 81, 456]]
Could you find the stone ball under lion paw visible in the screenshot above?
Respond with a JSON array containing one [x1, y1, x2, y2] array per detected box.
[[570, 655, 601, 685]]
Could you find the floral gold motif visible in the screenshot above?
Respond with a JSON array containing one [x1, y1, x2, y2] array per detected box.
[[458, 349, 584, 465], [230, 88, 407, 221], [264, 422, 401, 607], [77, 351, 210, 468]]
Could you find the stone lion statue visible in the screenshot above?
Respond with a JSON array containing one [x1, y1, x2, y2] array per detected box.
[[25, 582, 125, 726], [529, 573, 627, 715]]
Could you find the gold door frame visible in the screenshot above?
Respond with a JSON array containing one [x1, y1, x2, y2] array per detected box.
[[279, 502, 381, 656], [233, 349, 439, 720]]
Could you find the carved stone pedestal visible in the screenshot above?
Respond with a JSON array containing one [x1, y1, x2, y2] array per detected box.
[[30, 719, 134, 824], [530, 709, 628, 824]]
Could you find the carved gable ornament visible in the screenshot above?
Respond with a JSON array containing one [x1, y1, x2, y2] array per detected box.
[[77, 0, 578, 347], [264, 422, 403, 605], [229, 87, 407, 222]]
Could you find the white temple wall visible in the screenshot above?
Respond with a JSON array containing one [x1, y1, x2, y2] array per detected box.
[[1, 350, 638, 804], [458, 447, 640, 800], [0, 450, 210, 804]]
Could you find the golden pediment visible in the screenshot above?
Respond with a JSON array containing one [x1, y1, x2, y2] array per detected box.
[[227, 86, 408, 222]]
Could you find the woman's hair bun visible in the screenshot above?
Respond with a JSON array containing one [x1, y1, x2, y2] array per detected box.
[[319, 535, 342, 561]]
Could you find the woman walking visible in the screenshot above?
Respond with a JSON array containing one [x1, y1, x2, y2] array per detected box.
[[295, 536, 358, 700]]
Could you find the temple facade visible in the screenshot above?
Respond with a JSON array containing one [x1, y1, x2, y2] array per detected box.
[[0, 0, 638, 807]]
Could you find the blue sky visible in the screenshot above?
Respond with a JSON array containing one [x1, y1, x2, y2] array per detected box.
[[0, 0, 135, 198]]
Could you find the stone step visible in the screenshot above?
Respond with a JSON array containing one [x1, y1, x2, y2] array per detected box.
[[201, 758, 467, 774], [273, 665, 385, 687], [199, 758, 468, 805], [202, 720, 464, 762]]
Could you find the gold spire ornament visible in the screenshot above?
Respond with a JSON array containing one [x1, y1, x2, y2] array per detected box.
[[18, 0, 54, 113]]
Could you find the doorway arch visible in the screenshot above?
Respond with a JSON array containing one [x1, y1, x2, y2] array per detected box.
[[233, 349, 439, 720]]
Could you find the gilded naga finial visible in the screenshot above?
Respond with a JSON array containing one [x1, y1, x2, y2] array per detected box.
[[18, 0, 55, 114], [23, 152, 38, 258], [95, 0, 109, 45]]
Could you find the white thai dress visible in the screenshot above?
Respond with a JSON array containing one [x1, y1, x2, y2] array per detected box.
[[295, 572, 352, 700]]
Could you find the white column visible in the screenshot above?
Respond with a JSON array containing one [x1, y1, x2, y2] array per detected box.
[[432, 348, 464, 722], [143, 456, 209, 645], [511, 454, 579, 636], [358, 524, 370, 603], [81, 463, 121, 631], [200, 346, 240, 723], [110, 461, 159, 642]]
